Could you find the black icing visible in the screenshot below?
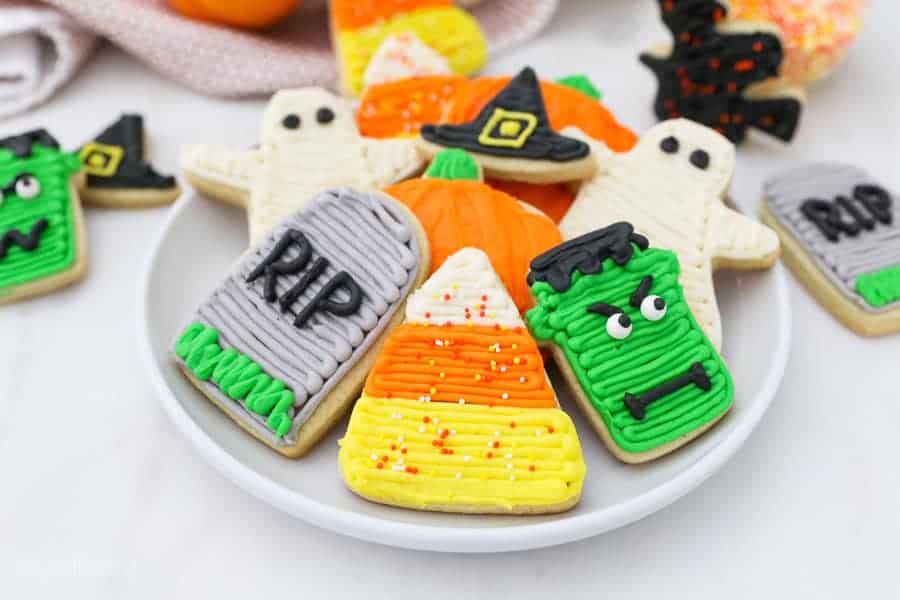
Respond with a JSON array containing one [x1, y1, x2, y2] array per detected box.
[[660, 136, 679, 153], [639, 0, 802, 144], [420, 67, 590, 162], [689, 149, 710, 170], [0, 129, 59, 158], [82, 114, 177, 190], [624, 362, 711, 420], [527, 222, 650, 292], [316, 107, 335, 124], [800, 184, 894, 242], [0, 218, 48, 260], [282, 114, 301, 129]]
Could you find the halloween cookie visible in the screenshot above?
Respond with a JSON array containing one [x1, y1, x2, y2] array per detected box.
[[383, 149, 562, 313], [559, 119, 780, 351], [418, 68, 598, 184], [339, 247, 586, 513], [173, 188, 429, 457], [330, 0, 487, 96], [181, 87, 425, 243], [0, 130, 87, 305], [78, 114, 180, 208], [526, 224, 734, 463], [362, 32, 453, 88], [640, 0, 804, 144], [761, 163, 900, 337]]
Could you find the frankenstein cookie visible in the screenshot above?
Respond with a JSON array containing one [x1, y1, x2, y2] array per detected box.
[[181, 87, 425, 243], [418, 67, 598, 184], [526, 224, 734, 463], [761, 164, 900, 336], [79, 114, 180, 208], [339, 247, 585, 513], [0, 130, 86, 305], [173, 188, 429, 457], [559, 119, 780, 350]]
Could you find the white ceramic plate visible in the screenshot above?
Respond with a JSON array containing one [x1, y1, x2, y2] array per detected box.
[[138, 193, 791, 553]]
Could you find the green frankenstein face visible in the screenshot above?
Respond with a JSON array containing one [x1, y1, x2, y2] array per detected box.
[[0, 130, 81, 294], [526, 223, 733, 454]]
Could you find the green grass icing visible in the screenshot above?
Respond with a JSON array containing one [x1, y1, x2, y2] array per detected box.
[[856, 266, 900, 308]]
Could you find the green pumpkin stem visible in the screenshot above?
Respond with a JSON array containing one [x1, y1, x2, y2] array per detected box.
[[425, 149, 481, 181]]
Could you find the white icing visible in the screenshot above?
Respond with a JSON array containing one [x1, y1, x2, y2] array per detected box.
[[362, 32, 452, 88], [559, 120, 779, 350], [405, 247, 524, 328]]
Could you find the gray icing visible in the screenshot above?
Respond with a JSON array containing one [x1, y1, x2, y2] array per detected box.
[[174, 188, 421, 446], [764, 163, 900, 312]]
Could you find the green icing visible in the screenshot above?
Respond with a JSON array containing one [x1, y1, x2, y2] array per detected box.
[[856, 265, 900, 308], [424, 148, 481, 181], [0, 144, 81, 291], [175, 322, 295, 437], [526, 246, 733, 454], [555, 74, 602, 101]]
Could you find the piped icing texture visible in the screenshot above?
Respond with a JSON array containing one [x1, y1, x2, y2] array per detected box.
[[174, 188, 421, 445]]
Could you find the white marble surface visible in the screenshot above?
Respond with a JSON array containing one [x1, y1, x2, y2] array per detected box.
[[2, 0, 898, 597]]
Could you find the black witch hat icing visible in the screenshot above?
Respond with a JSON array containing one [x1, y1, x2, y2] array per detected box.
[[420, 67, 590, 162]]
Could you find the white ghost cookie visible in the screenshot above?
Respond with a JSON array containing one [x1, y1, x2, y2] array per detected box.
[[181, 88, 426, 242], [559, 119, 780, 350]]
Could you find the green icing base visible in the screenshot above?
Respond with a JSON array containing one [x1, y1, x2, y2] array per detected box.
[[555, 74, 602, 101], [425, 148, 481, 181], [856, 265, 900, 308], [526, 247, 733, 454], [175, 322, 295, 437]]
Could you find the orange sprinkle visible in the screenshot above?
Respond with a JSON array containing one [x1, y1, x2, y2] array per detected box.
[[391, 444, 397, 451], [509, 421, 516, 428], [432, 439, 444, 447], [406, 466, 419, 475], [401, 447, 407, 454], [382, 455, 389, 462], [487, 452, 493, 458], [753, 41, 763, 53], [529, 465, 536, 472], [734, 60, 755, 72], [547, 426, 555, 434], [492, 441, 500, 448], [709, 58, 720, 69], [377, 462, 384, 469]]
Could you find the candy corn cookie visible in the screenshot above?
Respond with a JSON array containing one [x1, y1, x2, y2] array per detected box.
[[339, 247, 586, 514]]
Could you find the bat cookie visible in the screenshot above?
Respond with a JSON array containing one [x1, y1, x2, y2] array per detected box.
[[559, 118, 780, 350], [761, 163, 900, 336], [526, 224, 734, 463], [173, 188, 429, 457], [0, 129, 86, 305], [339, 247, 586, 514], [181, 87, 425, 243]]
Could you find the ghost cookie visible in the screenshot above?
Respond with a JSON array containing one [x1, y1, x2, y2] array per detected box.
[[559, 119, 780, 350], [78, 114, 180, 208], [761, 164, 900, 337], [0, 130, 87, 305], [418, 67, 598, 184], [173, 188, 429, 457], [181, 88, 425, 243], [339, 247, 586, 514], [526, 224, 734, 463]]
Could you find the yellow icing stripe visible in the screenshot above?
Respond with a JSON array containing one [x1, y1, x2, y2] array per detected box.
[[338, 395, 586, 512], [337, 7, 488, 95]]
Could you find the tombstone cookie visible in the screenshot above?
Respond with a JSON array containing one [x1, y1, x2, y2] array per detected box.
[[559, 119, 780, 350], [0, 130, 86, 305], [761, 164, 900, 336], [339, 247, 586, 513], [526, 224, 734, 463], [173, 188, 429, 457], [181, 88, 425, 243]]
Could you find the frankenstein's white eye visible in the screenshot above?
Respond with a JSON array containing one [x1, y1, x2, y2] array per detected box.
[[15, 175, 40, 199], [640, 295, 667, 321], [606, 313, 632, 340]]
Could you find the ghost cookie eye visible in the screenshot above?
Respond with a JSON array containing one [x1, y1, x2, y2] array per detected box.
[[659, 136, 679, 153], [282, 114, 301, 129], [689, 149, 710, 170], [316, 107, 336, 124]]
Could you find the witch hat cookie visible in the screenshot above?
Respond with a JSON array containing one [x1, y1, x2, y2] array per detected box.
[[339, 247, 586, 514], [526, 224, 734, 463], [417, 67, 597, 184], [559, 119, 780, 350], [173, 188, 429, 458], [181, 88, 426, 243]]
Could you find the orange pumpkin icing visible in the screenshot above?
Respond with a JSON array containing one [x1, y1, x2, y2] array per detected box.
[[485, 179, 577, 224], [364, 323, 556, 409], [331, 0, 452, 30], [383, 178, 562, 313], [358, 75, 467, 138]]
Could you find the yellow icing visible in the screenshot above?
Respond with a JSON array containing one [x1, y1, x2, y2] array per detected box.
[[337, 7, 488, 96], [478, 109, 538, 148], [339, 395, 586, 511]]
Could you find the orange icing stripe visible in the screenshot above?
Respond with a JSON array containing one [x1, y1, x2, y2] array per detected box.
[[364, 323, 557, 409], [331, 0, 452, 30], [358, 76, 466, 138], [486, 179, 577, 224]]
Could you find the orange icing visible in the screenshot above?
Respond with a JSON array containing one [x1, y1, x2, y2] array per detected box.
[[331, 0, 452, 30], [364, 323, 557, 409], [383, 179, 562, 313], [486, 179, 577, 224], [358, 76, 467, 138]]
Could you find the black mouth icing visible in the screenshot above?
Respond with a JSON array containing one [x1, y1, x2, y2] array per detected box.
[[0, 218, 49, 260], [623, 361, 711, 420]]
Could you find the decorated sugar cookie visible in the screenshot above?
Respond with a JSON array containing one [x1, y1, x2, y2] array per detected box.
[[0, 130, 86, 305], [383, 149, 562, 313], [526, 224, 734, 463], [418, 67, 598, 184], [559, 119, 780, 350], [173, 188, 429, 457], [79, 114, 180, 208], [362, 32, 453, 88], [180, 88, 425, 243], [339, 247, 586, 513], [641, 0, 804, 144], [331, 0, 487, 96], [761, 163, 900, 337]]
